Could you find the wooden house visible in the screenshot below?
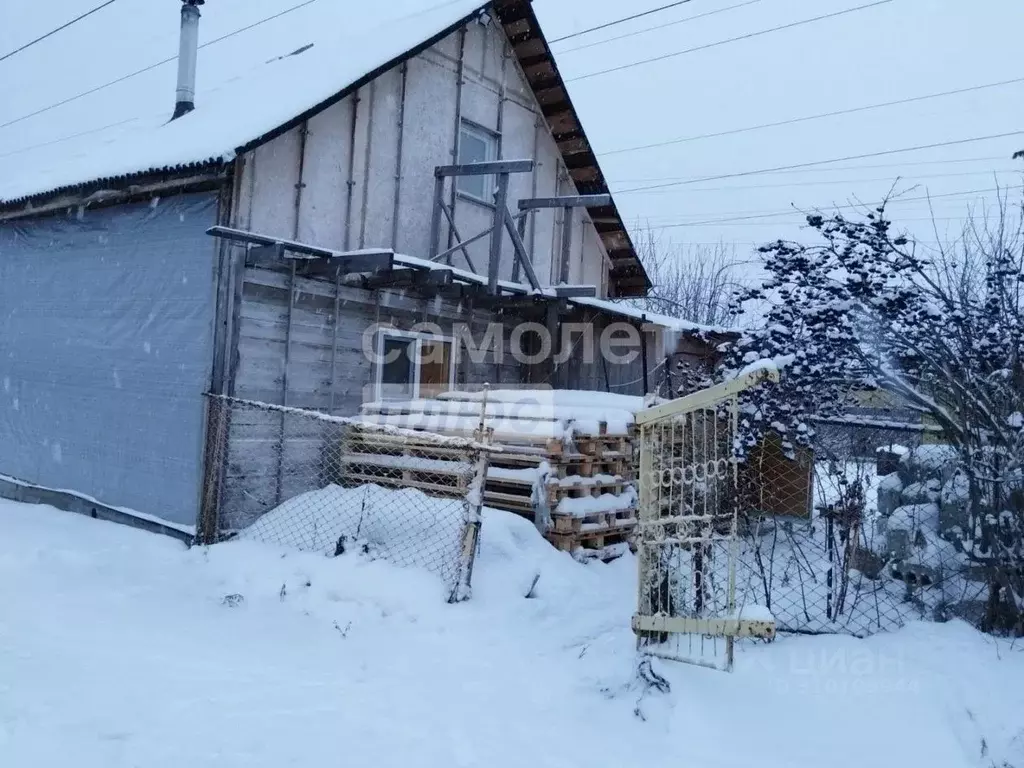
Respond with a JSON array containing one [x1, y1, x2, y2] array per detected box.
[[0, 0, 714, 535]]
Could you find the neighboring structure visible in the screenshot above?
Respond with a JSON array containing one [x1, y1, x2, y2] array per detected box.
[[0, 1, 707, 534]]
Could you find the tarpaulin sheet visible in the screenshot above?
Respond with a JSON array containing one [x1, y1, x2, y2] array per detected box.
[[0, 193, 218, 526]]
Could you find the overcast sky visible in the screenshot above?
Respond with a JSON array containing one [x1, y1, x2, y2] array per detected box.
[[534, 0, 1023, 258], [2, 0, 1021, 263]]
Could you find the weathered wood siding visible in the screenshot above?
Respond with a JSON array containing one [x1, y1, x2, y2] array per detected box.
[[560, 311, 664, 397], [233, 16, 613, 294], [219, 15, 644, 529], [220, 261, 520, 529]]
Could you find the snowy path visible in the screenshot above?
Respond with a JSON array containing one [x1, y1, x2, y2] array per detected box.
[[1, 500, 1022, 768]]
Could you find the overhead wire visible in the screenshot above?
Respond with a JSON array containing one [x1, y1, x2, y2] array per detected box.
[[647, 184, 1022, 228], [549, 0, 695, 43], [608, 155, 1015, 183], [609, 168, 1020, 194], [0, 118, 140, 160], [567, 0, 894, 82], [553, 1, 760, 54], [599, 76, 1024, 157], [0, 0, 322, 132], [0, 0, 483, 134], [0, 0, 118, 63], [656, 216, 997, 227], [614, 131, 1024, 194]]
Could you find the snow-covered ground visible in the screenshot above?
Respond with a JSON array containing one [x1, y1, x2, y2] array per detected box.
[[2, 499, 1023, 768]]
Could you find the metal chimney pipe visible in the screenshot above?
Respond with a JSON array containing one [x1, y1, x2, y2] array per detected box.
[[172, 0, 204, 120]]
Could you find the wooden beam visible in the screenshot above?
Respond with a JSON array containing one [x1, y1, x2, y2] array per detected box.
[[518, 194, 612, 210], [503, 206, 541, 290], [361, 268, 453, 290], [551, 285, 597, 298], [435, 159, 534, 177], [488, 173, 510, 294], [208, 226, 394, 273]]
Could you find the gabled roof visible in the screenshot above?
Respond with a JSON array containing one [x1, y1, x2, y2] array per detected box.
[[0, 0, 485, 205], [0, 0, 649, 295], [494, 1, 650, 297]]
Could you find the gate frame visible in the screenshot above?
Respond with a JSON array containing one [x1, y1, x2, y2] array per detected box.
[[632, 367, 780, 670]]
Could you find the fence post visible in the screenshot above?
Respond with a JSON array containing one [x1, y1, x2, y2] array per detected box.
[[451, 386, 492, 602], [197, 394, 230, 545]]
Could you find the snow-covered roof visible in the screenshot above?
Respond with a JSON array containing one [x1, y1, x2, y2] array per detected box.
[[0, 0, 485, 205], [571, 296, 732, 336], [395, 253, 714, 332]]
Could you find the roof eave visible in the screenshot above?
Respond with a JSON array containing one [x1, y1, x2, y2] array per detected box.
[[493, 0, 652, 298], [0, 159, 229, 222]]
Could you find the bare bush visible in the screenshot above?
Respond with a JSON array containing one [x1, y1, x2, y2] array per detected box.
[[632, 226, 742, 328]]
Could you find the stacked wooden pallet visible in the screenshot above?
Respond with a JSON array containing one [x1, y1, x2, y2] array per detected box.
[[332, 429, 476, 501], [359, 393, 640, 554]]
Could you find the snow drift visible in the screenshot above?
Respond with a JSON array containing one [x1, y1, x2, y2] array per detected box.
[[3, 499, 1024, 768]]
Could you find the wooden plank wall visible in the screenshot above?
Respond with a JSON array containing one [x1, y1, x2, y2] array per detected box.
[[561, 311, 661, 397], [220, 263, 519, 529]]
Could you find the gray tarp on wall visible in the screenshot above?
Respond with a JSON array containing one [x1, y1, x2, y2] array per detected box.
[[0, 193, 217, 526]]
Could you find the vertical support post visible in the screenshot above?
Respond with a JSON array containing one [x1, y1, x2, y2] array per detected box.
[[640, 318, 650, 395], [197, 161, 240, 541], [448, 26, 468, 251], [826, 510, 835, 621], [559, 206, 573, 284], [546, 301, 560, 388], [428, 173, 445, 260], [358, 79, 376, 250], [344, 92, 360, 251], [329, 270, 342, 414], [512, 212, 528, 283], [276, 261, 297, 505], [635, 423, 653, 649], [452, 385, 491, 602], [726, 395, 741, 670], [293, 122, 308, 240], [488, 172, 510, 294], [197, 395, 229, 544], [391, 61, 408, 249]]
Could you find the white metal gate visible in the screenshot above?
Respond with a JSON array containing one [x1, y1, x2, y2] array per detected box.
[[632, 369, 779, 670]]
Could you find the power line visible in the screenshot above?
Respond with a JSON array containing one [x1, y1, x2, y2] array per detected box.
[[567, 0, 894, 83], [615, 131, 1024, 194], [0, 0, 118, 64], [609, 155, 1014, 182], [549, 0, 695, 43], [611, 168, 1019, 194], [0, 118, 139, 160], [641, 192, 1010, 224], [656, 216, 991, 227], [649, 185, 1021, 228], [553, 1, 760, 54], [643, 198, 1004, 225], [600, 76, 1024, 157], [0, 0, 321, 132]]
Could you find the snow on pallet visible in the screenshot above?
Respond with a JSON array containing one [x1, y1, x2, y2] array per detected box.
[[488, 449, 631, 480], [333, 430, 477, 500], [358, 392, 641, 553]]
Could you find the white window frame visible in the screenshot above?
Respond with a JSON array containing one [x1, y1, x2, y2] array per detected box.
[[374, 329, 458, 401], [456, 120, 500, 205]]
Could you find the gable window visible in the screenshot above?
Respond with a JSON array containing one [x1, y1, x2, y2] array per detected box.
[[375, 330, 456, 401], [456, 121, 499, 203]]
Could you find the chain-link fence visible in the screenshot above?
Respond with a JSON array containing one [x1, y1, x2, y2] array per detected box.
[[733, 421, 991, 636], [201, 395, 488, 602]]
